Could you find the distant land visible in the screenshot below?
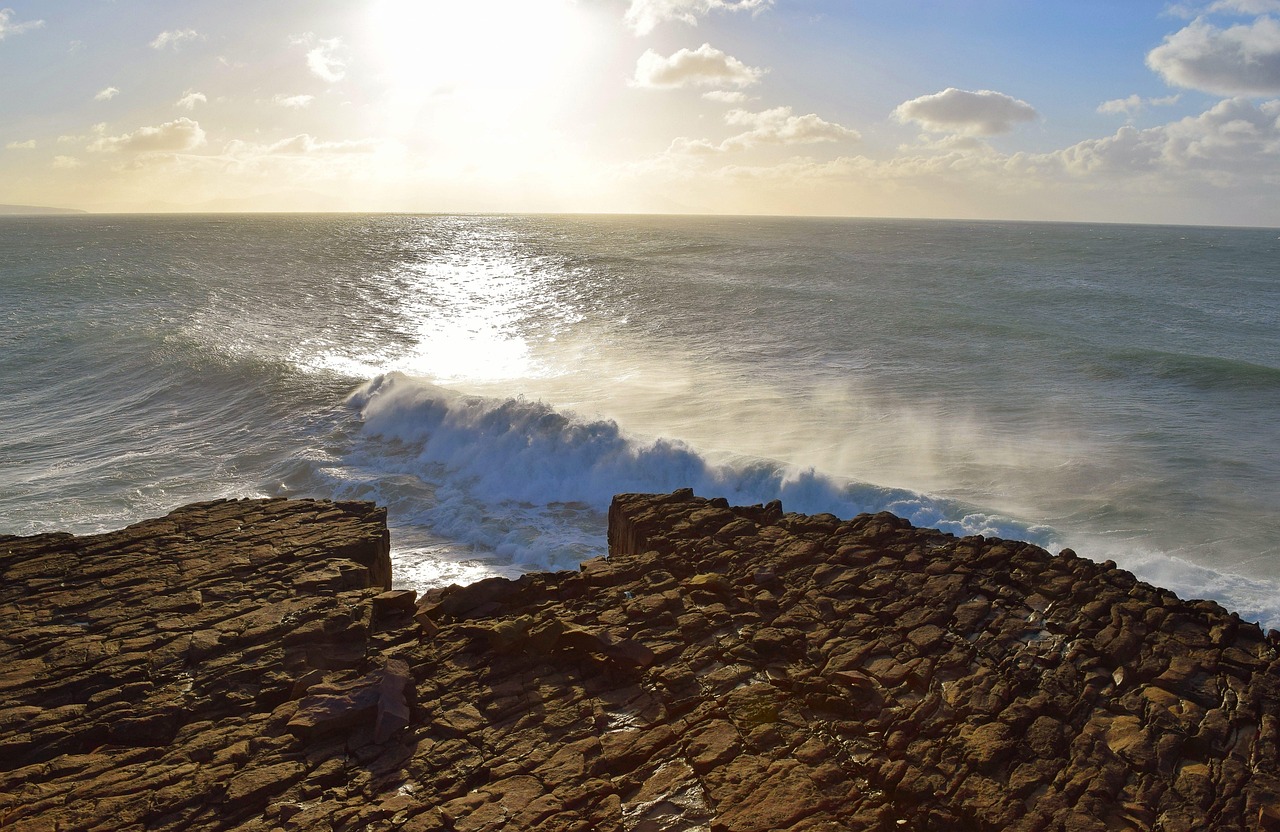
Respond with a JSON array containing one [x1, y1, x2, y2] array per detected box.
[[0, 204, 86, 215]]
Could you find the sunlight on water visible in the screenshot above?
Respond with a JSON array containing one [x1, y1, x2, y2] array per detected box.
[[393, 546, 522, 590], [296, 224, 584, 383], [397, 253, 537, 381]]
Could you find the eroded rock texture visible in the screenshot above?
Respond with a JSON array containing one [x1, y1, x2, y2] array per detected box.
[[0, 498, 396, 831], [3, 491, 1280, 831]]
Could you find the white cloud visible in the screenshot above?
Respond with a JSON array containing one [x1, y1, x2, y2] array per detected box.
[[703, 90, 750, 103], [150, 29, 199, 50], [1054, 126, 1166, 174], [1098, 94, 1145, 116], [668, 106, 859, 154], [274, 94, 315, 109], [1098, 93, 1182, 117], [88, 118, 207, 153], [52, 156, 82, 169], [304, 37, 346, 83], [722, 107, 860, 148], [94, 86, 120, 102], [627, 95, 1280, 225], [632, 43, 764, 89], [1147, 17, 1280, 95], [666, 136, 722, 155], [893, 88, 1040, 135], [625, 0, 773, 35], [225, 134, 379, 157], [900, 133, 991, 154], [0, 9, 43, 40], [55, 124, 107, 146], [204, 133, 381, 181], [176, 91, 207, 110], [6, 139, 35, 149], [1059, 97, 1280, 176], [1206, 0, 1280, 14]]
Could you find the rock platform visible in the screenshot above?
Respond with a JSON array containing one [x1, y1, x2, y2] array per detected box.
[[2, 491, 1279, 830]]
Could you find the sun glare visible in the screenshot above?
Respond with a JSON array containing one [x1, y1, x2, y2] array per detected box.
[[367, 0, 590, 105], [364, 0, 600, 192]]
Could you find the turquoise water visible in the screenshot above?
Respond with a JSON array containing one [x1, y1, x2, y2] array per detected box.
[[2, 214, 1278, 625]]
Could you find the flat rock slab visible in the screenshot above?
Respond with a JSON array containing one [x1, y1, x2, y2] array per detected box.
[[3, 491, 1280, 831]]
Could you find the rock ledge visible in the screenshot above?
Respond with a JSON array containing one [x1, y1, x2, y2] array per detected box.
[[3, 491, 1279, 831]]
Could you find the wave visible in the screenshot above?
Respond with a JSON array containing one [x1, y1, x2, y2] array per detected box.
[[334, 373, 1280, 631], [335, 373, 1052, 572], [0, 312, 354, 537], [1104, 348, 1280, 394]]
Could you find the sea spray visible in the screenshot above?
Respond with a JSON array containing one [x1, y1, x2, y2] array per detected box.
[[343, 372, 1053, 567]]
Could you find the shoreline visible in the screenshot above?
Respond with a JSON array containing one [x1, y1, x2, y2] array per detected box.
[[3, 492, 1279, 829]]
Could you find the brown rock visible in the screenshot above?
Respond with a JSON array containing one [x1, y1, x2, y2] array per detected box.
[[4, 491, 1280, 832], [710, 758, 827, 832], [960, 721, 1017, 767], [223, 761, 306, 805], [374, 658, 412, 743]]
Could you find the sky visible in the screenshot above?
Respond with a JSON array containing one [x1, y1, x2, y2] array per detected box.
[[2, 0, 1280, 225]]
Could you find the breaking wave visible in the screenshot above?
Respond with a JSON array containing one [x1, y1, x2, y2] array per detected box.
[[328, 373, 1052, 572]]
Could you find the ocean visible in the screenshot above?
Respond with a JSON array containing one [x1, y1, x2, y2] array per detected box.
[[2, 214, 1278, 628]]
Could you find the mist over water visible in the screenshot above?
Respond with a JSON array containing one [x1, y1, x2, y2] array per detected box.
[[2, 214, 1278, 627]]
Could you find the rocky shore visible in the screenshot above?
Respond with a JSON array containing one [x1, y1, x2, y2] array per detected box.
[[3, 492, 1279, 831]]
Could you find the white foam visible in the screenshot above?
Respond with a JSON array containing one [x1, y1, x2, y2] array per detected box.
[[335, 373, 1280, 632], [339, 373, 1049, 570]]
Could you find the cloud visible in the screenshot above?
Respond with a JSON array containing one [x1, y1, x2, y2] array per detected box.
[[88, 118, 207, 153], [1167, 0, 1280, 15], [150, 29, 199, 50], [722, 107, 860, 148], [274, 94, 314, 109], [900, 133, 991, 154], [303, 37, 346, 83], [1147, 17, 1280, 95], [625, 0, 773, 35], [668, 106, 859, 153], [1206, 0, 1280, 13], [6, 139, 35, 149], [204, 133, 381, 180], [52, 156, 82, 169], [632, 96, 1280, 226], [893, 88, 1040, 135], [1053, 126, 1166, 175], [1098, 93, 1182, 117], [225, 134, 379, 157], [1057, 97, 1280, 177], [665, 136, 723, 155], [94, 86, 120, 102], [177, 91, 207, 110], [703, 90, 750, 103], [0, 9, 43, 40], [1098, 94, 1145, 116], [632, 43, 764, 89]]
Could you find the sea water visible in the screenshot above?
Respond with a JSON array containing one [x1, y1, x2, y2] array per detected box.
[[2, 214, 1278, 626]]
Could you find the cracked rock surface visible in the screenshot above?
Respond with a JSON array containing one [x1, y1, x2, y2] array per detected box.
[[3, 491, 1280, 831]]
